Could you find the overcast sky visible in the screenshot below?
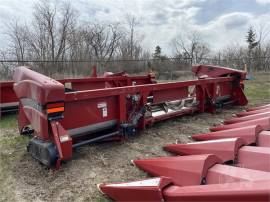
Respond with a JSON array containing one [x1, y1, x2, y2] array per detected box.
[[0, 0, 270, 55]]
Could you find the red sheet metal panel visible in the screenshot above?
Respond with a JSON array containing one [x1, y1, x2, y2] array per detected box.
[[216, 82, 233, 97], [192, 65, 247, 79], [152, 87, 189, 104], [164, 138, 245, 163], [209, 117, 270, 132], [163, 180, 270, 202], [98, 177, 172, 201], [224, 112, 270, 124], [69, 74, 156, 90], [237, 146, 270, 172], [247, 104, 270, 111], [236, 108, 270, 117], [206, 164, 270, 184], [0, 81, 18, 104], [22, 106, 50, 139], [13, 66, 65, 105], [192, 125, 263, 145], [13, 67, 65, 140], [61, 96, 119, 131], [258, 131, 270, 147], [132, 154, 222, 186]]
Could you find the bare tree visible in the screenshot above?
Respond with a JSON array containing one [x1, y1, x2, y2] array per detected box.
[[84, 23, 122, 70], [5, 21, 28, 64], [125, 13, 139, 58], [253, 24, 270, 71], [0, 49, 14, 79], [29, 1, 76, 62], [119, 13, 143, 60], [173, 32, 209, 64]]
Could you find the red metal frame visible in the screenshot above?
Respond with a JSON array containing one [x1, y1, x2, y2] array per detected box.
[[13, 65, 248, 168], [0, 67, 156, 113]]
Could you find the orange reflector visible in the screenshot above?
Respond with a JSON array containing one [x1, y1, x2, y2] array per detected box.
[[47, 107, 64, 114]]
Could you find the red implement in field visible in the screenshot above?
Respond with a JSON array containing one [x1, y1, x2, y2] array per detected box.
[[13, 65, 248, 168]]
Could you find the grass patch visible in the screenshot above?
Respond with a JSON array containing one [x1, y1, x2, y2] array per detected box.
[[0, 114, 17, 129], [0, 135, 29, 149], [244, 72, 270, 104], [0, 114, 28, 202]]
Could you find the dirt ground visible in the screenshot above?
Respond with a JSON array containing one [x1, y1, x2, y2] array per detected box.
[[0, 73, 269, 202]]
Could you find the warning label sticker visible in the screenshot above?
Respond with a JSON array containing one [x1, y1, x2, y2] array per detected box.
[[97, 102, 107, 108], [102, 107, 108, 117], [98, 102, 108, 117]]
